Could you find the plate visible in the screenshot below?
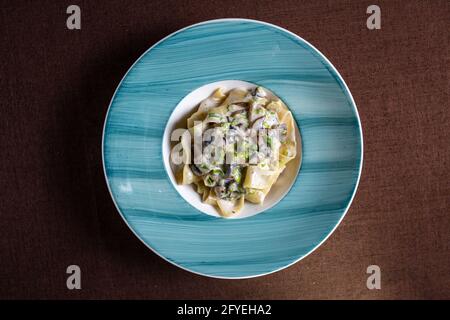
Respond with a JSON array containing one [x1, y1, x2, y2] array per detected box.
[[102, 19, 363, 278]]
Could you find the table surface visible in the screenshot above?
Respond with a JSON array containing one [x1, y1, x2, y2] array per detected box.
[[0, 0, 449, 299]]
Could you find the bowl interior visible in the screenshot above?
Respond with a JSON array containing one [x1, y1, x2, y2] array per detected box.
[[162, 80, 302, 219]]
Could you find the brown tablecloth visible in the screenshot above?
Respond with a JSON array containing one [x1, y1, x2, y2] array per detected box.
[[0, 0, 448, 299]]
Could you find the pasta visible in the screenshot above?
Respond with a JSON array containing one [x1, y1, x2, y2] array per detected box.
[[172, 86, 298, 217]]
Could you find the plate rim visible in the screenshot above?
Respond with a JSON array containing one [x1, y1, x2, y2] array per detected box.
[[101, 18, 364, 279]]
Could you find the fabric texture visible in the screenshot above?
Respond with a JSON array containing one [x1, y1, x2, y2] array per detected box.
[[0, 0, 448, 299]]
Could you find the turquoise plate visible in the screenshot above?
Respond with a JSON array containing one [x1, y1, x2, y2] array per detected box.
[[102, 19, 363, 278]]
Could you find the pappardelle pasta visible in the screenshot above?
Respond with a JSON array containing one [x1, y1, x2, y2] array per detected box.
[[171, 86, 298, 217]]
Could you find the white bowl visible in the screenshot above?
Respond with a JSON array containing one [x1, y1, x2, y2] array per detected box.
[[162, 80, 302, 219]]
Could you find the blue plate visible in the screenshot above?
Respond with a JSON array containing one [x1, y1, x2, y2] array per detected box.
[[102, 19, 363, 278]]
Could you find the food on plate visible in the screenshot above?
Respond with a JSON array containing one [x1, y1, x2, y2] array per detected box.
[[171, 86, 297, 217]]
